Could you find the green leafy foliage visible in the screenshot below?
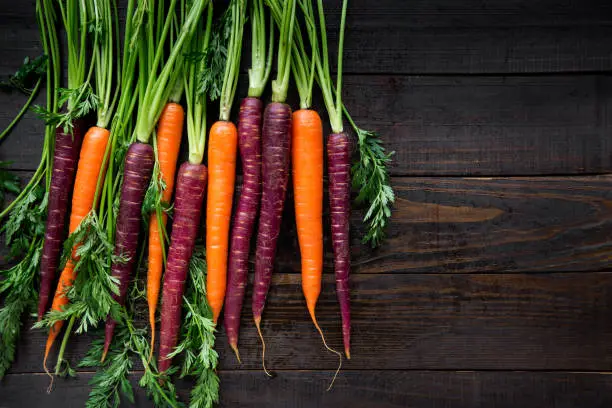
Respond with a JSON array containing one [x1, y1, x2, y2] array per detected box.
[[0, 162, 20, 208], [80, 316, 185, 408], [0, 239, 42, 378], [80, 330, 134, 408], [197, 8, 231, 101], [142, 162, 171, 225], [0, 138, 48, 381], [0, 55, 48, 94], [32, 83, 99, 132], [1, 185, 47, 258], [167, 245, 219, 408], [33, 213, 122, 334], [352, 127, 395, 247]]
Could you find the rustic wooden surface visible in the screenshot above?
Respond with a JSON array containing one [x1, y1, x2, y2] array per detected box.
[[1, 0, 612, 407]]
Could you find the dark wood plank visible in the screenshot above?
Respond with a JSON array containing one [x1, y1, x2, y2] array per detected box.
[[343, 175, 612, 274], [3, 75, 612, 175], [3, 175, 611, 274], [2, 0, 612, 75], [8, 272, 612, 373], [3, 370, 612, 408], [273, 175, 612, 274], [340, 75, 612, 176]]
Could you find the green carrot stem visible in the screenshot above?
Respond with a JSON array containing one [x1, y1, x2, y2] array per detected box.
[[247, 0, 273, 98], [335, 0, 348, 129], [271, 0, 297, 103], [186, 3, 213, 164], [135, 0, 209, 143], [315, 0, 348, 133], [219, 0, 246, 121], [0, 79, 42, 143], [55, 315, 76, 375]]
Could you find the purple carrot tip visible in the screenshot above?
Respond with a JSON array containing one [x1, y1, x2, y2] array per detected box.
[[102, 318, 116, 362], [345, 348, 351, 360]]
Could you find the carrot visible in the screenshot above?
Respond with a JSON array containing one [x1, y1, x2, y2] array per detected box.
[[43, 125, 110, 371], [223, 98, 263, 359], [292, 109, 324, 327], [101, 0, 208, 357], [206, 120, 237, 324], [205, 0, 247, 325], [157, 5, 213, 372], [102, 143, 154, 359], [158, 163, 208, 373], [37, 122, 84, 320], [37, 0, 94, 322], [311, 0, 352, 359], [250, 0, 296, 376], [147, 101, 184, 353], [252, 102, 292, 324], [223, 0, 272, 361], [327, 131, 351, 358]]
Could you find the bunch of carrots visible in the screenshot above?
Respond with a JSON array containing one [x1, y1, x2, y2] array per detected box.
[[0, 0, 394, 406]]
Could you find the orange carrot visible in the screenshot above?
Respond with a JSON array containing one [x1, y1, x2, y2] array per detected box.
[[292, 109, 323, 327], [43, 126, 110, 370], [147, 102, 184, 353], [206, 120, 238, 324]]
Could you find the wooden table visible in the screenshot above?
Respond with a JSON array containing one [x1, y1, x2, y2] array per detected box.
[[2, 0, 612, 406]]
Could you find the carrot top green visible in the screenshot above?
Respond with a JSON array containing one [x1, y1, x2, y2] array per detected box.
[[185, 3, 213, 164], [34, 0, 98, 132], [248, 0, 274, 98], [0, 0, 62, 379], [134, 0, 210, 143], [312, 0, 347, 134], [271, 0, 297, 103], [218, 0, 246, 121]]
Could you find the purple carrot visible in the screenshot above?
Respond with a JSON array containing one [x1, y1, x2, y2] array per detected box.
[[252, 102, 292, 330], [38, 122, 84, 320], [101, 143, 154, 361], [158, 162, 208, 373], [327, 132, 351, 359], [223, 97, 263, 361]]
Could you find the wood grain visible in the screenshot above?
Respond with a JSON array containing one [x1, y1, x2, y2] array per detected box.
[[277, 176, 612, 274], [341, 75, 612, 176], [8, 272, 612, 373], [3, 74, 612, 176], [2, 0, 612, 75], [3, 370, 612, 408], [1, 0, 612, 405], [3, 175, 612, 273]]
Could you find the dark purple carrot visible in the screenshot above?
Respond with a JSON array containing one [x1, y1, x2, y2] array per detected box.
[[252, 102, 291, 335], [101, 143, 154, 360], [38, 122, 84, 320], [327, 132, 351, 359], [158, 163, 208, 373], [223, 97, 263, 361]]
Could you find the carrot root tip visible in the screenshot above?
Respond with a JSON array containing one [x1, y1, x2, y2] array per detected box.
[[311, 314, 342, 391], [44, 355, 54, 394], [254, 317, 273, 378], [100, 349, 108, 363], [230, 343, 242, 364], [148, 328, 156, 363], [345, 348, 351, 360]]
